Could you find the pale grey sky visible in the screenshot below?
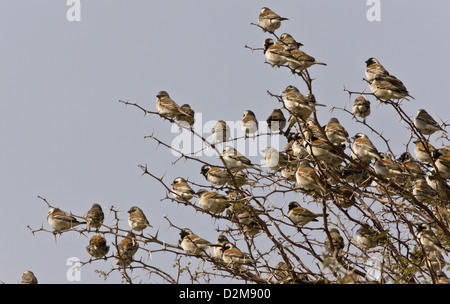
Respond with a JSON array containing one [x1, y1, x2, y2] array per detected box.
[[0, 1, 449, 283]]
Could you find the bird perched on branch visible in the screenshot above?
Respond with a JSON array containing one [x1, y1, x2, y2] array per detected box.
[[242, 110, 259, 136], [212, 120, 232, 143], [417, 223, 447, 254], [171, 177, 195, 202], [115, 232, 138, 267], [222, 146, 255, 171], [325, 228, 345, 254], [176, 104, 195, 127], [352, 96, 371, 121], [277, 33, 303, 51], [325, 117, 350, 146], [47, 207, 86, 232], [365, 57, 389, 83], [295, 160, 326, 195], [179, 228, 219, 256], [200, 164, 231, 186], [431, 149, 450, 179], [21, 271, 38, 284], [356, 223, 380, 249], [266, 108, 286, 133], [221, 243, 255, 268], [86, 203, 104, 230], [413, 139, 436, 163], [287, 201, 326, 227], [127, 206, 152, 232], [258, 7, 289, 33], [86, 235, 110, 258], [156, 90, 188, 119], [262, 147, 289, 171], [196, 189, 231, 214], [414, 109, 446, 136], [351, 133, 381, 164]]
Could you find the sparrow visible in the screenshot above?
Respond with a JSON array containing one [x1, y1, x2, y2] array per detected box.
[[221, 243, 255, 268], [262, 147, 289, 171], [295, 160, 326, 195], [413, 139, 436, 163], [222, 146, 255, 171], [283, 85, 325, 123], [258, 7, 289, 33], [324, 228, 345, 254], [21, 271, 38, 284], [341, 163, 367, 186], [286, 48, 327, 71], [356, 223, 380, 249], [432, 149, 450, 178], [86, 234, 110, 258], [287, 201, 325, 226], [176, 104, 195, 127], [196, 189, 231, 214], [276, 33, 303, 51], [426, 173, 450, 201], [412, 178, 438, 204], [325, 117, 350, 146], [414, 109, 445, 136], [351, 133, 381, 164], [289, 134, 309, 159], [127, 206, 152, 232], [333, 187, 357, 209], [417, 223, 446, 254], [302, 118, 326, 141], [214, 234, 232, 260], [47, 207, 86, 232], [171, 177, 195, 201], [264, 38, 289, 67], [397, 152, 424, 179], [266, 108, 286, 133], [115, 232, 139, 267], [179, 228, 218, 256], [273, 261, 309, 283], [227, 170, 248, 187], [86, 203, 104, 230], [155, 90, 188, 119], [352, 96, 371, 121], [200, 164, 231, 186], [226, 202, 264, 236], [212, 120, 232, 143], [305, 135, 345, 167], [373, 153, 404, 179], [242, 110, 259, 136], [365, 57, 389, 83], [369, 74, 413, 101]]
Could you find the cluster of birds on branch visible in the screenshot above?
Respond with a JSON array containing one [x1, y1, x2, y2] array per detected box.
[[27, 7, 449, 284]]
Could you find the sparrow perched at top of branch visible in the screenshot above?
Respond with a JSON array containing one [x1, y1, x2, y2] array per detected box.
[[212, 120, 232, 143], [266, 108, 286, 133], [351, 133, 381, 164], [127, 206, 152, 232], [214, 234, 232, 260], [295, 160, 326, 195], [86, 203, 104, 230], [171, 177, 195, 201], [365, 57, 389, 83], [283, 85, 325, 127], [47, 207, 86, 232], [258, 7, 289, 33], [287, 201, 326, 227], [264, 38, 289, 67], [242, 110, 259, 136], [156, 91, 188, 119], [414, 109, 446, 136], [352, 96, 371, 121]]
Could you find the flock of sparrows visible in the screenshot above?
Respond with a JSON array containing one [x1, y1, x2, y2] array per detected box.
[[30, 7, 449, 284]]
